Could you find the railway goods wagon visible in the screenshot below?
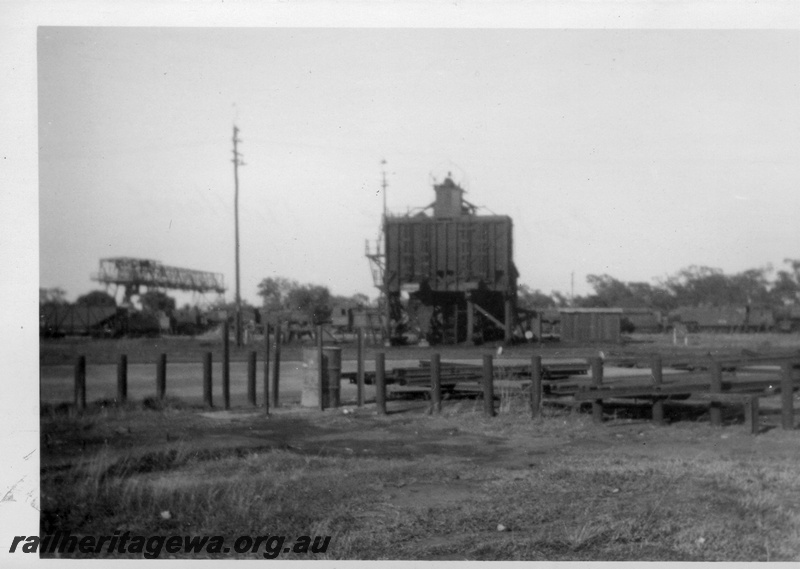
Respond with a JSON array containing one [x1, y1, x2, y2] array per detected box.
[[560, 308, 623, 343], [775, 305, 800, 332], [383, 176, 519, 345], [39, 305, 118, 337], [672, 306, 778, 333]]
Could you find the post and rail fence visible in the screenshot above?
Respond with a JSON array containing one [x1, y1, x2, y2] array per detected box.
[[61, 342, 799, 434]]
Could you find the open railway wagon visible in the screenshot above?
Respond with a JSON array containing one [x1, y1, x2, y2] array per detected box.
[[39, 304, 164, 338], [382, 176, 520, 345], [39, 305, 119, 338]]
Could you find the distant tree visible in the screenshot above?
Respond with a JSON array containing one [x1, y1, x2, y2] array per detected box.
[[729, 267, 773, 306], [581, 275, 677, 310], [257, 277, 299, 311], [256, 276, 337, 323], [627, 282, 676, 312], [584, 274, 629, 307], [534, 262, 798, 313], [550, 291, 571, 308], [771, 259, 800, 305], [772, 272, 800, 304], [350, 292, 371, 307], [39, 287, 67, 306], [286, 284, 332, 324], [139, 290, 176, 315], [75, 290, 117, 308], [660, 266, 726, 307], [658, 265, 774, 308], [517, 284, 556, 310]]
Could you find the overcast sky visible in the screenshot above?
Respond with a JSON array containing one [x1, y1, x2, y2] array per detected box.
[[38, 27, 800, 305], [2, 1, 799, 545]]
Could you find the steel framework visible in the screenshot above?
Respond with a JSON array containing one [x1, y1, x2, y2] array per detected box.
[[92, 257, 226, 302]]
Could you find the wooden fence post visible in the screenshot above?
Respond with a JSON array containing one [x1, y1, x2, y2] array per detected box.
[[482, 354, 495, 417], [430, 353, 442, 414], [247, 351, 257, 407], [116, 354, 127, 405], [317, 325, 325, 411], [357, 328, 365, 407], [222, 324, 230, 410], [271, 322, 281, 408], [156, 353, 167, 400], [710, 362, 723, 427], [74, 355, 86, 412], [782, 360, 795, 430], [375, 352, 387, 415], [745, 396, 760, 435], [203, 352, 213, 408], [651, 354, 664, 425], [591, 357, 604, 423], [263, 324, 270, 415], [531, 355, 542, 419]]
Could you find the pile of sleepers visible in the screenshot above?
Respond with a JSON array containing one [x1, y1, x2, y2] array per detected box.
[[344, 358, 590, 395]]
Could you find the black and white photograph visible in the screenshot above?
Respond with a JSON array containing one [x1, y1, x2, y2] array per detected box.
[[3, 0, 800, 563]]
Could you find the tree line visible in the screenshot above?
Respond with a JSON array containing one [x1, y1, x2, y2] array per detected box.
[[39, 288, 177, 313], [41, 259, 800, 324], [518, 259, 800, 312]]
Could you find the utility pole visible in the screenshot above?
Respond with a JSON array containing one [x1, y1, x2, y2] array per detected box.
[[232, 125, 245, 347], [381, 159, 390, 345], [381, 159, 388, 219], [570, 271, 575, 307]]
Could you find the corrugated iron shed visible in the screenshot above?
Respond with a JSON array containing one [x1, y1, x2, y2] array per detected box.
[[559, 308, 622, 343]]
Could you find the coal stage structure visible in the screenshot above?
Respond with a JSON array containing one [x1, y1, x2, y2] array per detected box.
[[381, 176, 519, 345]]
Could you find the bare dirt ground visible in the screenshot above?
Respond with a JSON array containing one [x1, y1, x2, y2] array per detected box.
[[40, 397, 800, 561], [38, 333, 800, 561]]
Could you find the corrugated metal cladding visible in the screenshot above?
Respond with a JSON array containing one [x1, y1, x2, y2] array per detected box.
[[560, 312, 621, 343], [384, 215, 515, 294]]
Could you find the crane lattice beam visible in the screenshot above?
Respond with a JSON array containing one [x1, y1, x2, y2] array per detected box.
[[92, 257, 226, 295]]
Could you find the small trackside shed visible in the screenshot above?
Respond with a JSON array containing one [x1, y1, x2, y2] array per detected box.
[[559, 308, 623, 343]]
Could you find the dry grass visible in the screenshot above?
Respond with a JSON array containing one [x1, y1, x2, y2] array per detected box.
[[40, 397, 800, 561]]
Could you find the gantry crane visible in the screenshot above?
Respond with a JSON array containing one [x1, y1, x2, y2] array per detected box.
[[92, 257, 226, 305]]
